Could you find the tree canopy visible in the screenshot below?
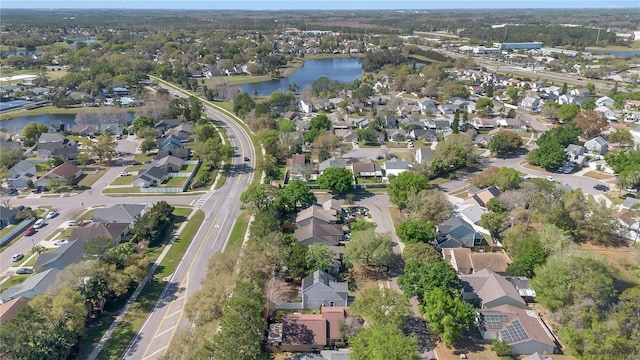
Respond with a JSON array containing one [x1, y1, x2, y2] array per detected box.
[[317, 167, 353, 193], [387, 171, 429, 209]]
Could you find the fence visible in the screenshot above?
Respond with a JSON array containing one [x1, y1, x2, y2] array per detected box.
[[140, 160, 201, 193], [0, 218, 35, 246]]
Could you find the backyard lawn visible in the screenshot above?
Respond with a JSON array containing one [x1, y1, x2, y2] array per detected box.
[[110, 176, 135, 186], [159, 177, 187, 188]]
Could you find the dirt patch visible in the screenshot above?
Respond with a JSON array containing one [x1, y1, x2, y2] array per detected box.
[[434, 337, 496, 360]]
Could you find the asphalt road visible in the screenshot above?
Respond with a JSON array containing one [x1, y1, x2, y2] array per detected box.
[[120, 93, 255, 360]]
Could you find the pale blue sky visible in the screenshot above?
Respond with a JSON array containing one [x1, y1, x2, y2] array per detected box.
[[2, 0, 639, 9]]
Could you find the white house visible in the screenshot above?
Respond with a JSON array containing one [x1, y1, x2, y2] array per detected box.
[[584, 136, 609, 155], [596, 96, 615, 107], [298, 99, 314, 114], [383, 158, 412, 177], [595, 106, 618, 121]]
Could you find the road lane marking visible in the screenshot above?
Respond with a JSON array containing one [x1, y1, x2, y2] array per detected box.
[[211, 213, 229, 250], [166, 309, 183, 319], [159, 211, 221, 358], [140, 213, 219, 359], [155, 325, 178, 338], [143, 346, 168, 360]]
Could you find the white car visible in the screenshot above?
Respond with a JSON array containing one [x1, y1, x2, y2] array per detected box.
[[546, 176, 555, 182], [66, 220, 78, 227], [33, 218, 45, 229], [47, 210, 59, 219], [627, 188, 638, 193], [52, 239, 68, 247], [120, 171, 131, 176]]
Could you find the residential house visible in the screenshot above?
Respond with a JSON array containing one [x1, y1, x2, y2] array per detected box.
[[35, 162, 82, 188], [8, 160, 37, 189], [520, 96, 541, 111], [34, 239, 87, 272], [301, 270, 348, 309], [438, 103, 458, 115], [477, 304, 557, 355], [570, 88, 590, 98], [0, 297, 30, 323], [595, 106, 618, 122], [328, 111, 352, 130], [0, 206, 24, 228], [51, 144, 80, 161], [37, 138, 66, 159], [450, 98, 477, 114], [69, 222, 129, 243], [295, 219, 343, 246], [155, 148, 190, 160], [133, 167, 169, 188], [522, 353, 554, 360], [295, 118, 311, 131], [380, 114, 397, 129], [285, 354, 324, 360], [154, 119, 182, 133], [100, 123, 125, 136], [565, 144, 586, 166], [460, 269, 527, 309], [425, 120, 452, 134], [296, 205, 337, 227], [318, 157, 348, 175], [497, 118, 526, 131], [383, 158, 412, 177], [584, 136, 608, 155], [149, 155, 183, 172], [456, 203, 487, 227], [409, 128, 438, 142], [158, 136, 183, 151], [92, 204, 147, 226], [415, 148, 433, 164], [417, 98, 437, 115], [388, 128, 407, 142], [1, 268, 60, 304], [38, 132, 65, 144], [334, 129, 358, 143], [437, 216, 483, 248], [352, 158, 382, 177], [595, 96, 615, 107], [283, 111, 301, 122], [465, 186, 501, 208], [299, 99, 314, 113], [278, 307, 348, 352], [164, 123, 193, 142], [472, 118, 497, 130], [624, 112, 640, 123], [353, 118, 371, 129], [70, 124, 98, 136], [444, 248, 511, 275], [622, 196, 640, 210], [287, 154, 312, 181]]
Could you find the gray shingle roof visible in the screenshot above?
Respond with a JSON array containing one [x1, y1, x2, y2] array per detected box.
[[1, 268, 60, 303], [92, 204, 147, 225]]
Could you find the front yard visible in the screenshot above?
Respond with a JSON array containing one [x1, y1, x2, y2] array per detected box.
[[159, 176, 188, 188]]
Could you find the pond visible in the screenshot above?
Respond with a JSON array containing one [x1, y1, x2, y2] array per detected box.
[[237, 57, 363, 96]]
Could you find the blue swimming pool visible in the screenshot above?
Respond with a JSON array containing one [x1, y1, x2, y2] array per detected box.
[[0, 100, 32, 111]]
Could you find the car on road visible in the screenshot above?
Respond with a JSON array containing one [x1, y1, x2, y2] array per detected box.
[[594, 184, 610, 191], [120, 171, 131, 176], [546, 176, 555, 182], [33, 218, 45, 229], [15, 267, 33, 274], [53, 239, 68, 247], [244, 157, 250, 161], [47, 210, 59, 219], [23, 227, 36, 236], [11, 253, 24, 262], [66, 220, 78, 227]]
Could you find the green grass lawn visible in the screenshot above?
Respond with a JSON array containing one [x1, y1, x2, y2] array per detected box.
[[0, 105, 130, 121], [225, 212, 251, 249], [78, 168, 107, 188], [0, 225, 17, 239], [160, 177, 187, 188], [356, 177, 384, 184], [110, 176, 135, 186], [124, 165, 143, 173], [80, 209, 97, 221], [133, 153, 154, 164], [0, 275, 29, 292], [96, 209, 204, 360], [214, 170, 227, 190]]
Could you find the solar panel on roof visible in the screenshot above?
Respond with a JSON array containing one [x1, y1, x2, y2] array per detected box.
[[500, 320, 529, 344]]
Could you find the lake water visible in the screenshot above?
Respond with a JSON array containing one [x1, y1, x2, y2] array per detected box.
[[0, 113, 134, 132], [238, 57, 363, 96]]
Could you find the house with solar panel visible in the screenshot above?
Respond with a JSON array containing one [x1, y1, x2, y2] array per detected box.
[[477, 305, 557, 355]]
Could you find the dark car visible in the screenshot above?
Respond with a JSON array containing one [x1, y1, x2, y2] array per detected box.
[[23, 227, 36, 236], [244, 157, 250, 161], [594, 184, 610, 191], [15, 267, 33, 275]]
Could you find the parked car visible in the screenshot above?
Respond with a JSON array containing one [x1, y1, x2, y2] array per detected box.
[[47, 210, 59, 219], [15, 267, 33, 274], [11, 253, 24, 262], [627, 188, 638, 193], [546, 176, 555, 182], [52, 239, 68, 247], [594, 184, 610, 191], [120, 171, 131, 176], [66, 220, 78, 227], [23, 227, 36, 236], [33, 218, 46, 229]]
